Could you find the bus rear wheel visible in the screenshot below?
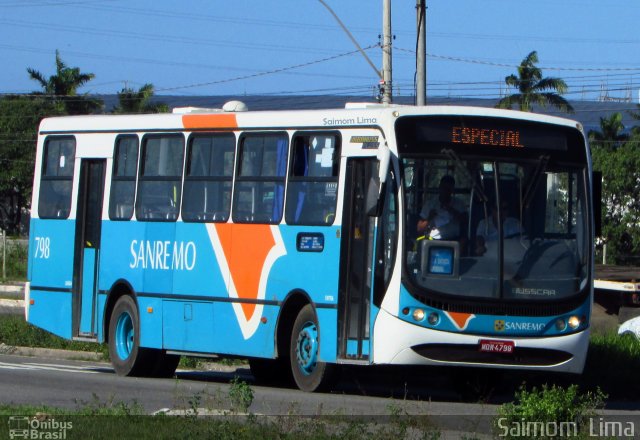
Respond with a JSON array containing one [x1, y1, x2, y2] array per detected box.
[[289, 304, 336, 392], [108, 295, 155, 376]]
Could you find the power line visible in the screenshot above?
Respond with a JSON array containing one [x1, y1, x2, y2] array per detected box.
[[395, 46, 640, 72], [157, 45, 380, 92]]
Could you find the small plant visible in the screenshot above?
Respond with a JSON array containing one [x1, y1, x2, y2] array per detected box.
[[187, 390, 203, 417], [74, 393, 144, 416], [179, 356, 202, 369], [494, 383, 606, 439], [383, 403, 441, 440], [228, 376, 254, 413]]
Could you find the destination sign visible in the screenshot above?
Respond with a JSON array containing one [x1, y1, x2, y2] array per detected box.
[[396, 115, 578, 155], [451, 126, 524, 148]]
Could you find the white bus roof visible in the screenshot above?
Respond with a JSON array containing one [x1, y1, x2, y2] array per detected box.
[[38, 103, 583, 134]]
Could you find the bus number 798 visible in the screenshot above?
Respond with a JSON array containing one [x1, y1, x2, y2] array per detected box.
[[33, 236, 50, 259]]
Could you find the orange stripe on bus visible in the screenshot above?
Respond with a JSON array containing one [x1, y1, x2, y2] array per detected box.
[[182, 113, 238, 129], [215, 223, 274, 321]]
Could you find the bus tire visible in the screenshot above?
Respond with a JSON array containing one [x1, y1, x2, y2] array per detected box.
[[108, 295, 154, 376], [289, 304, 336, 392]]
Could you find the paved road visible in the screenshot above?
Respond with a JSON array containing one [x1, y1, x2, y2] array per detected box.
[[0, 353, 485, 413], [0, 353, 504, 436]]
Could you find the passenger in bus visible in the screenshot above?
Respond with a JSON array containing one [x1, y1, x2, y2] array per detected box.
[[474, 200, 522, 256], [416, 175, 466, 240]]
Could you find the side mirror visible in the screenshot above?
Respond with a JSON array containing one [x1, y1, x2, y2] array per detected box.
[[366, 144, 392, 217], [377, 143, 391, 185]]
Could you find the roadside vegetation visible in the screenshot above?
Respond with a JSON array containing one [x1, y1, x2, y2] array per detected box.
[[582, 332, 640, 399], [0, 240, 27, 282], [495, 384, 605, 439], [0, 314, 107, 356]]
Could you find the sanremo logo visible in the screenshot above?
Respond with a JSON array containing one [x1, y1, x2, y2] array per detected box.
[[494, 320, 505, 332]]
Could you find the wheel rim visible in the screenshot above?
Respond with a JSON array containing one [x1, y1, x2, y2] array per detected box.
[[114, 311, 134, 360], [295, 321, 318, 376]]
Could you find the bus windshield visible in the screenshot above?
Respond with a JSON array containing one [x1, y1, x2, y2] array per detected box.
[[397, 116, 589, 303]]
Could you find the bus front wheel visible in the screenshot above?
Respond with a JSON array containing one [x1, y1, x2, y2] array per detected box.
[[289, 304, 336, 392], [108, 295, 154, 376]]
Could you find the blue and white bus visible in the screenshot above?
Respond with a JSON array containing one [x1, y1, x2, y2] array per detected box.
[[26, 102, 595, 391]]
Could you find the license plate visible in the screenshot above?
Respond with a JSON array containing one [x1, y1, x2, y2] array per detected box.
[[479, 339, 515, 354]]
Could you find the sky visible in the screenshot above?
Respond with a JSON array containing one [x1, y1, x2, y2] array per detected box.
[[1, 0, 639, 104]]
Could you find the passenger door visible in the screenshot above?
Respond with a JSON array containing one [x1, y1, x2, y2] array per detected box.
[[72, 159, 105, 338], [338, 158, 377, 361]]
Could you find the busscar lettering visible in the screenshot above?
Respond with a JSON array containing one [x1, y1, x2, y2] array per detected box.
[[513, 287, 556, 296], [129, 240, 196, 271], [451, 126, 524, 148]]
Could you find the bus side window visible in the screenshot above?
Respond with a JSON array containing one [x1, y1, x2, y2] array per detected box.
[[38, 137, 76, 219], [285, 133, 340, 226], [135, 134, 184, 222], [109, 136, 138, 221], [232, 133, 288, 224], [182, 133, 235, 223]]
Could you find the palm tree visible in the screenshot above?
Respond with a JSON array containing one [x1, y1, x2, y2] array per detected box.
[[27, 50, 102, 115], [588, 112, 629, 150], [496, 51, 574, 113], [113, 83, 168, 114], [627, 105, 640, 137]]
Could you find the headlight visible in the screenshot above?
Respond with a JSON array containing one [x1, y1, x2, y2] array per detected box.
[[555, 319, 567, 331], [427, 312, 440, 325], [412, 309, 425, 322], [568, 315, 581, 329]]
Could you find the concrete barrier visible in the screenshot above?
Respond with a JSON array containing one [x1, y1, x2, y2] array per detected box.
[[0, 283, 24, 298], [0, 298, 23, 315]]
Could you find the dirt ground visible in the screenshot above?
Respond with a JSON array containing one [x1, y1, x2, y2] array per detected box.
[[592, 290, 640, 334]]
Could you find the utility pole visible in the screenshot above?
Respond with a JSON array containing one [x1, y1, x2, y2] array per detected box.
[[416, 0, 427, 105], [381, 0, 393, 104]]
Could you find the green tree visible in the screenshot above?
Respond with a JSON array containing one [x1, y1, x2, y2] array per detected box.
[[588, 112, 629, 150], [113, 83, 168, 114], [0, 96, 63, 234], [592, 132, 640, 264], [27, 50, 103, 115], [496, 51, 574, 113]]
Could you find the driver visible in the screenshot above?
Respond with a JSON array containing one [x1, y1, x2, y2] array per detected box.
[[416, 175, 465, 240]]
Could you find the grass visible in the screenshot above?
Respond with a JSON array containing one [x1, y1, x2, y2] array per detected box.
[[580, 331, 640, 399], [0, 315, 108, 357]]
